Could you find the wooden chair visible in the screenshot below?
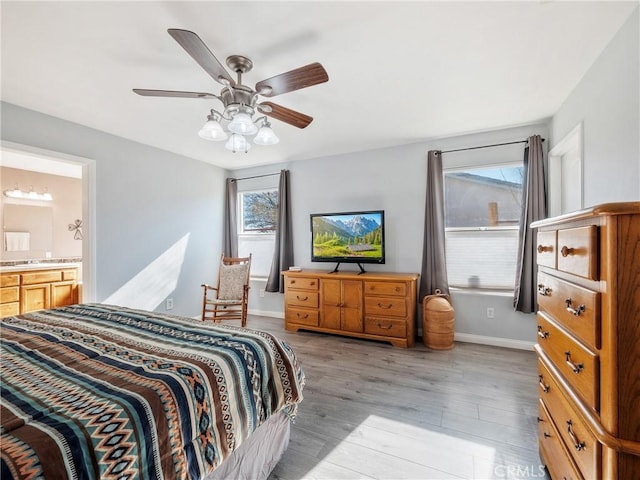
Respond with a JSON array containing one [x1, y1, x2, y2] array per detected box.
[[201, 254, 252, 327]]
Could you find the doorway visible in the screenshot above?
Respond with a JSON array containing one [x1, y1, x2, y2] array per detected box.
[[548, 123, 583, 216], [0, 142, 95, 301]]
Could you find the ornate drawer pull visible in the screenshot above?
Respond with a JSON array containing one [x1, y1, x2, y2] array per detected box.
[[537, 325, 549, 339], [565, 351, 584, 374], [538, 374, 550, 393], [560, 245, 574, 257], [565, 298, 586, 316], [566, 420, 587, 451], [377, 303, 393, 309], [296, 313, 309, 319], [543, 432, 552, 439], [537, 244, 552, 253], [537, 416, 544, 423], [296, 295, 308, 301], [377, 322, 393, 330], [537, 284, 551, 296]]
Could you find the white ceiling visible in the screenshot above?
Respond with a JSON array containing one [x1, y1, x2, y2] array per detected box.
[[1, 1, 637, 171]]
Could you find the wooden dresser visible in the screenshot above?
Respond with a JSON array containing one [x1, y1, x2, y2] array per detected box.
[[0, 265, 80, 317], [531, 202, 640, 479], [283, 270, 419, 347]]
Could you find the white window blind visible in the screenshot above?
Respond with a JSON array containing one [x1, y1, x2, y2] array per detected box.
[[444, 164, 523, 289]]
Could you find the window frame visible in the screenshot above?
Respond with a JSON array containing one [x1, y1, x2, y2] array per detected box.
[[443, 161, 524, 290]]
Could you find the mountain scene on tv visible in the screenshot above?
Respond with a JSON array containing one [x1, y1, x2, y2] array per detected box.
[[313, 213, 383, 259]]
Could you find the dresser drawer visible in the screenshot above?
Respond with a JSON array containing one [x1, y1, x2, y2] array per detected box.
[[286, 290, 319, 308], [537, 314, 599, 410], [538, 360, 600, 480], [557, 226, 598, 280], [285, 276, 319, 291], [287, 308, 319, 327], [537, 273, 600, 350], [0, 274, 20, 287], [61, 269, 78, 281], [1, 286, 20, 303], [364, 296, 406, 317], [537, 400, 583, 480], [364, 281, 407, 297], [365, 317, 407, 338], [536, 230, 557, 269]]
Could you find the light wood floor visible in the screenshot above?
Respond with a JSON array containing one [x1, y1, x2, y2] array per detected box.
[[251, 315, 549, 480]]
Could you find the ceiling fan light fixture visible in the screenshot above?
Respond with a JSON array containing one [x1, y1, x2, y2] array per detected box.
[[253, 121, 279, 146], [198, 117, 227, 141], [228, 108, 258, 135], [225, 133, 251, 153]]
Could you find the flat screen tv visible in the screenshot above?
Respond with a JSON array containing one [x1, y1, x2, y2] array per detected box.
[[310, 210, 385, 273]]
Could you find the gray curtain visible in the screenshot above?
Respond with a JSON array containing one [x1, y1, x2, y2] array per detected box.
[[514, 135, 546, 313], [419, 150, 449, 300], [266, 170, 293, 293], [223, 178, 238, 257]]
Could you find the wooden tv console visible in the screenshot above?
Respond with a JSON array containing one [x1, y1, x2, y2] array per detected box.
[[283, 269, 419, 347]]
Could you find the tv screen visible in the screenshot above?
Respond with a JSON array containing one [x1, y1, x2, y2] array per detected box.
[[310, 210, 385, 271]]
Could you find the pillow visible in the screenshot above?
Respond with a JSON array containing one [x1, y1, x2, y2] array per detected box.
[[218, 263, 249, 300]]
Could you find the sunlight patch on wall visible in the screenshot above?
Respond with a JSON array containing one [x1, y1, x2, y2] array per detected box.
[[104, 233, 189, 310]]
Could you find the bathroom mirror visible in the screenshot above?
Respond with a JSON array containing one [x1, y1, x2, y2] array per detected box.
[[2, 204, 53, 252]]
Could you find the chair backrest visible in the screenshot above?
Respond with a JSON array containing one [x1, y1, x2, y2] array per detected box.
[[217, 254, 252, 300]]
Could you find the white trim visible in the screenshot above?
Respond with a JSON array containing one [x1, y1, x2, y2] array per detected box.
[[454, 332, 535, 351], [548, 122, 583, 217], [1, 141, 97, 302], [248, 309, 284, 319]]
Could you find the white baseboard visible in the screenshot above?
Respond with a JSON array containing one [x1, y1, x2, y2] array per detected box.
[[248, 309, 284, 319], [454, 332, 535, 351]]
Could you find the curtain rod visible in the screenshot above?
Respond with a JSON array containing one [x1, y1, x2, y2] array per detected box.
[[437, 138, 545, 154], [230, 172, 280, 182]]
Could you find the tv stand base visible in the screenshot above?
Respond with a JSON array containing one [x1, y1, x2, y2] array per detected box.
[[329, 262, 366, 274]]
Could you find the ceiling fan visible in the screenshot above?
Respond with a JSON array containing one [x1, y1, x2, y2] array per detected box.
[[133, 29, 329, 152]]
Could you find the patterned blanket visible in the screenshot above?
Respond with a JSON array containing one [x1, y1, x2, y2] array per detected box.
[[0, 304, 305, 480]]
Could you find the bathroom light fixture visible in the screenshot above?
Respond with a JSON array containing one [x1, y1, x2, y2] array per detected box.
[[3, 186, 53, 201]]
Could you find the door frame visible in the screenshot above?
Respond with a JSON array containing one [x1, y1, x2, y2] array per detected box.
[[1, 141, 96, 302], [548, 122, 583, 216]]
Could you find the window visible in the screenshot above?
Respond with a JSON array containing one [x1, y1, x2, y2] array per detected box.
[[444, 164, 523, 289], [237, 189, 278, 278]]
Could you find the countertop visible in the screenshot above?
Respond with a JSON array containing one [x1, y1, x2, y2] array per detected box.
[[1, 262, 82, 273]]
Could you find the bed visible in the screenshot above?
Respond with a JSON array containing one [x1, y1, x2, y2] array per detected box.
[[0, 303, 305, 480]]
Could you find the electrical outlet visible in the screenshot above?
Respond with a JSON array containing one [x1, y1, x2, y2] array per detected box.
[[486, 307, 494, 318], [259, 289, 265, 298], [166, 298, 174, 310]]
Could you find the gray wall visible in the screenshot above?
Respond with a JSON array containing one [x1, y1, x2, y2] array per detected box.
[[1, 101, 226, 318], [236, 123, 547, 348], [551, 7, 639, 205]]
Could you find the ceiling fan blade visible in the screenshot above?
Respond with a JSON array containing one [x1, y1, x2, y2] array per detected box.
[[167, 28, 234, 85], [259, 102, 313, 129], [133, 89, 219, 99], [255, 63, 328, 97]]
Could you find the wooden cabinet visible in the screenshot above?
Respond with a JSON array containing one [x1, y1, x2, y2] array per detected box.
[[0, 266, 80, 316], [283, 270, 419, 347], [531, 202, 640, 479]]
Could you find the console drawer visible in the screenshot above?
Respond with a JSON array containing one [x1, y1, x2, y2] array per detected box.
[[537, 273, 600, 350], [286, 290, 319, 308], [557, 226, 598, 280], [287, 308, 319, 327], [285, 276, 319, 291], [365, 317, 407, 338], [21, 271, 63, 285], [364, 281, 406, 297], [0, 274, 20, 287], [537, 314, 599, 410], [365, 296, 406, 317]]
